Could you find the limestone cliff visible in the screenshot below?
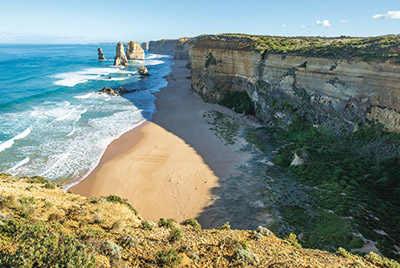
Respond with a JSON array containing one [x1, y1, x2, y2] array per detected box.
[[0, 173, 392, 267], [114, 42, 128, 67], [190, 35, 400, 132], [126, 41, 145, 60], [97, 47, 105, 60], [141, 42, 149, 51], [148, 39, 177, 54], [174, 37, 193, 60]]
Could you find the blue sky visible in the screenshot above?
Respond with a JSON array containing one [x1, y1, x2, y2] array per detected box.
[[0, 0, 399, 43]]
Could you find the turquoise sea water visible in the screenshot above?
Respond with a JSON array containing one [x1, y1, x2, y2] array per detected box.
[[0, 44, 172, 184]]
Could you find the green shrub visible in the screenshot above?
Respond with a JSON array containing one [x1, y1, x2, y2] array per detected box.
[[218, 221, 231, 230], [141, 220, 153, 231], [181, 218, 201, 230], [158, 218, 175, 229], [364, 252, 400, 268], [119, 234, 137, 249], [168, 228, 182, 243], [105, 195, 137, 214], [0, 218, 96, 267], [154, 248, 182, 267], [43, 181, 56, 189], [336, 247, 351, 258], [220, 91, 255, 115], [284, 233, 302, 249]]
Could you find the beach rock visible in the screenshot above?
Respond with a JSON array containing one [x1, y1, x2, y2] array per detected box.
[[141, 42, 149, 51], [138, 66, 150, 76], [117, 87, 130, 95], [290, 152, 304, 166], [114, 42, 128, 67], [97, 47, 105, 60], [126, 41, 145, 60], [99, 87, 120, 96]]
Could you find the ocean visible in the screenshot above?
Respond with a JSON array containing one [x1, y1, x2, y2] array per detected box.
[[0, 44, 172, 185]]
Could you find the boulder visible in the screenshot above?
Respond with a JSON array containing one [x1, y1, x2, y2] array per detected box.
[[290, 152, 304, 166], [98, 47, 105, 60], [138, 66, 150, 76], [99, 87, 120, 96], [117, 87, 130, 95], [126, 41, 145, 60], [114, 42, 128, 67]]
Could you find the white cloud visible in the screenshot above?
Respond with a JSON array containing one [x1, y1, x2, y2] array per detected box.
[[282, 24, 287, 28], [373, 11, 400, 20], [317, 20, 331, 27], [340, 20, 350, 23], [301, 25, 311, 29]]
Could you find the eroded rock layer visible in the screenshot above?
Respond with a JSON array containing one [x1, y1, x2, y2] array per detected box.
[[114, 42, 128, 67], [148, 39, 177, 54], [190, 35, 400, 132]]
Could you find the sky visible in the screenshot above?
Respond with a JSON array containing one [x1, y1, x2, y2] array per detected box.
[[0, 0, 399, 43]]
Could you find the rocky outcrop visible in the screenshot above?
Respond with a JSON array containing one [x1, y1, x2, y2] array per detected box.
[[141, 42, 149, 51], [138, 66, 150, 76], [148, 39, 177, 54], [290, 153, 305, 166], [97, 47, 105, 60], [126, 41, 145, 60], [174, 37, 193, 60], [114, 42, 128, 67], [99, 86, 134, 96], [190, 35, 400, 132]]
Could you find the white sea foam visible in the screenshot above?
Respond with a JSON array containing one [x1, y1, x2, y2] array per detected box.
[[41, 150, 71, 177], [146, 54, 171, 59], [53, 67, 135, 87], [0, 128, 31, 153], [66, 128, 75, 136], [74, 92, 94, 99], [55, 108, 76, 121], [145, 60, 165, 66], [7, 157, 30, 173]]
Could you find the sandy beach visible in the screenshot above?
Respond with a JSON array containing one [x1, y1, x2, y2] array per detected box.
[[71, 60, 252, 224]]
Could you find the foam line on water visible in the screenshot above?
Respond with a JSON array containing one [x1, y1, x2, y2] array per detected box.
[[63, 118, 147, 190], [53, 67, 136, 87], [0, 128, 31, 153], [7, 157, 30, 173]]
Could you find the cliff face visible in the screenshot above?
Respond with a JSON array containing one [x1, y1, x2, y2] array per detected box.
[[190, 35, 400, 132], [126, 41, 145, 60], [148, 39, 177, 54], [141, 42, 149, 51], [174, 37, 193, 60]]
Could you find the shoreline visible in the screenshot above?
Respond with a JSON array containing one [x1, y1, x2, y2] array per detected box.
[[71, 59, 253, 225]]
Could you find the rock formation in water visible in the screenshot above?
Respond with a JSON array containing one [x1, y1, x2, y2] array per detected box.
[[99, 86, 134, 96], [97, 47, 105, 60], [148, 39, 177, 54], [114, 42, 128, 67], [126, 41, 145, 60], [141, 42, 149, 51], [189, 34, 400, 132], [138, 66, 150, 76]]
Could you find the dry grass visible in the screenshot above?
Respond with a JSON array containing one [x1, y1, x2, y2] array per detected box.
[[0, 173, 391, 267]]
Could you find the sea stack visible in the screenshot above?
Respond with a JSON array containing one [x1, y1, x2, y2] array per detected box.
[[126, 41, 145, 60], [114, 42, 128, 67], [141, 42, 149, 51], [97, 47, 105, 60]]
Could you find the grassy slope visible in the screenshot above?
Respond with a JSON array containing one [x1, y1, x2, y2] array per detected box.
[[0, 173, 392, 268], [197, 34, 400, 62]]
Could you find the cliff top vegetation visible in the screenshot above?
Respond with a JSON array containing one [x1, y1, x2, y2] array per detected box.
[[1, 173, 397, 267], [195, 34, 400, 62]]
